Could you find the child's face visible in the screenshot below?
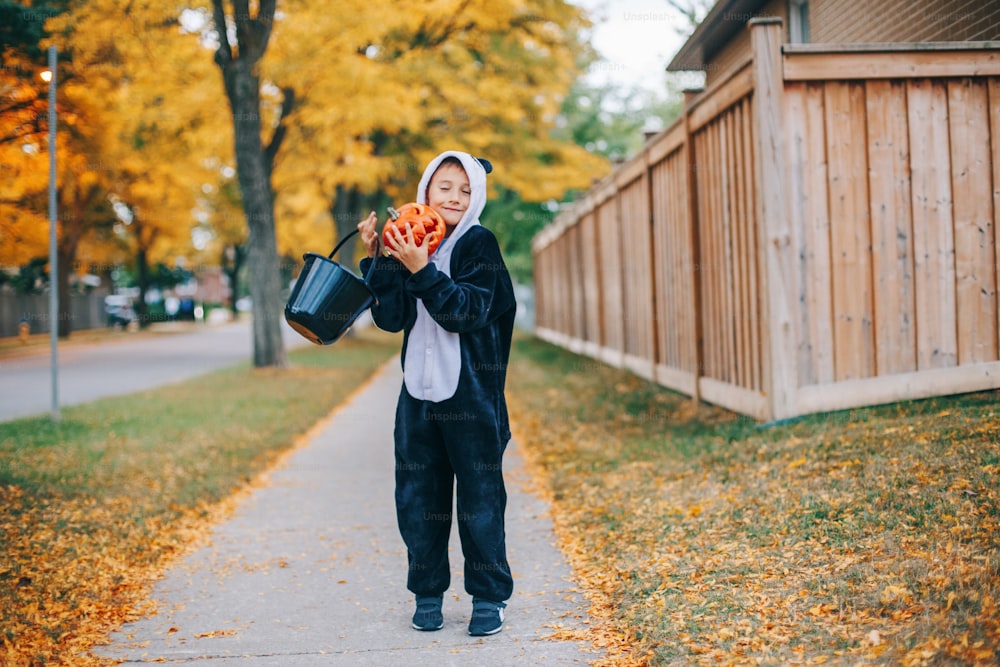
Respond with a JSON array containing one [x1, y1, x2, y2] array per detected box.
[[426, 162, 471, 228]]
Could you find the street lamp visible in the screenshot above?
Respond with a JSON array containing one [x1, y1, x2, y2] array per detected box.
[[42, 47, 59, 422]]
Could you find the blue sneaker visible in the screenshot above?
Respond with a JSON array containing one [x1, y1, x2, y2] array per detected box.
[[468, 598, 506, 636], [411, 595, 444, 631]]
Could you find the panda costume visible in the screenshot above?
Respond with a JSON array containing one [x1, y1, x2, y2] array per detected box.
[[359, 150, 516, 624]]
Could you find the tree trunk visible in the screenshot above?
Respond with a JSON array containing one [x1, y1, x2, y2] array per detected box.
[[55, 192, 87, 339], [230, 62, 286, 367], [212, 0, 287, 368], [332, 184, 362, 268], [134, 246, 151, 329], [56, 244, 72, 338], [223, 243, 247, 319]]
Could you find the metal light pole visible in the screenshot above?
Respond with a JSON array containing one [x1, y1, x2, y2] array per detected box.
[[43, 46, 60, 422]]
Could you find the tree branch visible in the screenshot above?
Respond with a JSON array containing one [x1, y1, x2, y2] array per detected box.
[[211, 0, 232, 67], [255, 0, 277, 57], [265, 86, 295, 176], [233, 0, 251, 49]]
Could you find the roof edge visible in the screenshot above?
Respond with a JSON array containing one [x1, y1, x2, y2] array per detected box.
[[667, 0, 771, 71]]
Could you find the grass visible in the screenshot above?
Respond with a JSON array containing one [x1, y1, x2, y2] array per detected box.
[[507, 335, 1000, 666], [0, 327, 401, 667], [3, 328, 997, 665]]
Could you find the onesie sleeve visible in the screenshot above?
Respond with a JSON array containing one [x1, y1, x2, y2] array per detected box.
[[404, 227, 515, 334], [360, 255, 414, 333]]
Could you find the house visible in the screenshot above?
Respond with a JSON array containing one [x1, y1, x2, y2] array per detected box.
[[531, 0, 1000, 421], [670, 0, 1000, 86]]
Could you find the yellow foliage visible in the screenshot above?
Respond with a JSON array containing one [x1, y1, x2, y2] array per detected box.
[[44, 1, 231, 272], [5, 1, 607, 273]]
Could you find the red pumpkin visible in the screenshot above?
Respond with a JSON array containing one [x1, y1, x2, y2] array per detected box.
[[382, 203, 446, 255]]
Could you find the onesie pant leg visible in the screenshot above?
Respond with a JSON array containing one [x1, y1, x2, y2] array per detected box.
[[438, 403, 514, 603], [394, 387, 453, 597]]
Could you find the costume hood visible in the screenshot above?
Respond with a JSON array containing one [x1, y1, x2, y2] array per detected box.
[[416, 150, 488, 269]]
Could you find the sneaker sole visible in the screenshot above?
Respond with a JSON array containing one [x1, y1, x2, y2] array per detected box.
[[412, 621, 444, 631], [468, 610, 505, 636], [468, 624, 503, 636]]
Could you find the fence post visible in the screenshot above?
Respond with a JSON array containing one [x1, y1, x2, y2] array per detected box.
[[683, 88, 704, 405], [750, 17, 798, 420]]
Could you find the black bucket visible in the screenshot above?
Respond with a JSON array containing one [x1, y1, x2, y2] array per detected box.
[[284, 229, 379, 345]]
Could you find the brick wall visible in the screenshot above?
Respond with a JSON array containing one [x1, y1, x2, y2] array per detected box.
[[811, 0, 1000, 43]]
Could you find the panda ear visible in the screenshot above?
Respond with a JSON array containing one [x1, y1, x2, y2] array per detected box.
[[473, 156, 493, 174]]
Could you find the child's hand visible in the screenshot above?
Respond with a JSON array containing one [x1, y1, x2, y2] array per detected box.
[[385, 222, 429, 273], [357, 211, 379, 258]]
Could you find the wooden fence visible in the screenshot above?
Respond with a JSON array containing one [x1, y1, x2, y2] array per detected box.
[[532, 18, 1000, 421]]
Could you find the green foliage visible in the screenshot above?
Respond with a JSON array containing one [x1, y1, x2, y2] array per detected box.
[[481, 185, 557, 284], [6, 256, 48, 294], [0, 0, 68, 62]]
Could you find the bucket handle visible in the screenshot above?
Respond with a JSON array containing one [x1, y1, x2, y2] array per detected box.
[[328, 226, 362, 260], [327, 226, 381, 306]]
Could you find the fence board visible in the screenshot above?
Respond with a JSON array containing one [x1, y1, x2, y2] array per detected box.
[[825, 81, 875, 381], [678, 144, 698, 374], [732, 102, 750, 390], [783, 49, 1000, 81], [651, 163, 669, 366], [992, 79, 1000, 358], [579, 212, 602, 348], [597, 198, 624, 356], [713, 120, 730, 383], [700, 127, 721, 381], [741, 97, 766, 391], [570, 225, 585, 343], [794, 83, 835, 385], [719, 110, 743, 386], [866, 79, 917, 375], [948, 78, 998, 364], [651, 155, 693, 373], [908, 79, 958, 369], [621, 175, 655, 377]]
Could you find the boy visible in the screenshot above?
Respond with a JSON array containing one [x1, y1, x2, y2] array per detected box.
[[357, 151, 516, 636]]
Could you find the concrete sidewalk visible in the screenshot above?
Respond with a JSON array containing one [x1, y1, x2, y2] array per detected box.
[[96, 359, 598, 665]]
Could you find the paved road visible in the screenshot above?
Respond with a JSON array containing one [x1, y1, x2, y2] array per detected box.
[[0, 318, 316, 422], [94, 358, 597, 665]]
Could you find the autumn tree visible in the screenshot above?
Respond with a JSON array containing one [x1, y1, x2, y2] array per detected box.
[[210, 0, 290, 367], [0, 1, 126, 336], [0, 1, 68, 284], [267, 0, 608, 268], [44, 1, 228, 330]]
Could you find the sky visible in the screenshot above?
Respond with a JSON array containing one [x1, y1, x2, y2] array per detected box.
[[573, 0, 703, 97]]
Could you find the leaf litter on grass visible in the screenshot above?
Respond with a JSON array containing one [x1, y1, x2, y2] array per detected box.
[[507, 336, 999, 666], [0, 331, 400, 666]]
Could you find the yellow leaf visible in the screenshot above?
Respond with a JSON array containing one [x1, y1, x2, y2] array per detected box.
[[787, 457, 807, 470]]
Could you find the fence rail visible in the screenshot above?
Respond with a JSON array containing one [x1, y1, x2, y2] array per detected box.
[[533, 19, 1000, 420]]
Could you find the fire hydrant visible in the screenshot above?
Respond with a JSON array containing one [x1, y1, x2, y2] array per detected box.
[[18, 317, 30, 343]]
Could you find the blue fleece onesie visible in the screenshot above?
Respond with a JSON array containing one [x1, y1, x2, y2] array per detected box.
[[359, 151, 516, 603]]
